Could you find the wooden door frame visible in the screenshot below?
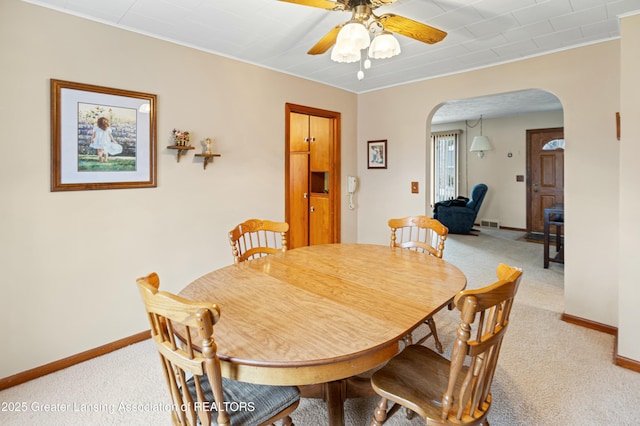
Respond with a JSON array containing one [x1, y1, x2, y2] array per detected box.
[[526, 127, 564, 233], [285, 103, 341, 244]]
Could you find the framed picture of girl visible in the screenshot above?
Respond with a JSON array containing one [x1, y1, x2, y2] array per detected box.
[[50, 79, 157, 191], [367, 139, 387, 169]]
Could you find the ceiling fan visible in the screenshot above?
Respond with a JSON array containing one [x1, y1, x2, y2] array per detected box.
[[279, 0, 447, 56]]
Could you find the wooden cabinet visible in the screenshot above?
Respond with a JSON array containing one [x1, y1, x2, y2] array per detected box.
[[309, 195, 331, 245], [288, 152, 309, 249], [285, 104, 340, 249], [310, 116, 331, 171], [289, 112, 311, 152]]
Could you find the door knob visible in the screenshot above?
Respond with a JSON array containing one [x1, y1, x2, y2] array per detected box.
[[310, 206, 315, 212], [303, 192, 308, 199]]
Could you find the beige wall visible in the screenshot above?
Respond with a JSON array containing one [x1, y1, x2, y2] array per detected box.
[[0, 0, 358, 378], [432, 110, 564, 229], [356, 40, 631, 352], [2, 0, 639, 378], [619, 13, 640, 361]]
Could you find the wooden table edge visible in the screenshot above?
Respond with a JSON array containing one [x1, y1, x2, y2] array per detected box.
[[220, 341, 400, 386]]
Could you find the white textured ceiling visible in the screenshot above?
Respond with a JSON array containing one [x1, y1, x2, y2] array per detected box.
[[431, 88, 563, 123], [23, 0, 639, 121]]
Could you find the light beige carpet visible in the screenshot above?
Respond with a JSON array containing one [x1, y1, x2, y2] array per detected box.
[[2, 229, 639, 425]]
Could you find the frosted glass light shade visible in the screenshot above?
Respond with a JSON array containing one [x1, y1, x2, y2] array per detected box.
[[337, 22, 370, 50], [368, 31, 401, 59], [331, 39, 362, 63]]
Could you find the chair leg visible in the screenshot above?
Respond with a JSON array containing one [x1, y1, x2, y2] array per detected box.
[[371, 398, 388, 426], [425, 317, 444, 353], [404, 406, 415, 419], [403, 333, 413, 347], [281, 415, 294, 426]]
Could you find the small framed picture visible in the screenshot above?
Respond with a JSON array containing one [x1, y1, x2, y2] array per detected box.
[[367, 140, 387, 169], [50, 79, 157, 191]]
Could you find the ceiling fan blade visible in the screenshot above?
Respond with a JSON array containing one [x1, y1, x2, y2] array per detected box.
[[307, 24, 343, 55], [379, 14, 447, 44], [278, 0, 345, 11]]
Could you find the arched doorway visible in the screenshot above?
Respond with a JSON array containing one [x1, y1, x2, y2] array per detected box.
[[429, 89, 564, 233]]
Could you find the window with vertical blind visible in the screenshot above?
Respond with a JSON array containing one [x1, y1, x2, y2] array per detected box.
[[431, 130, 461, 206]]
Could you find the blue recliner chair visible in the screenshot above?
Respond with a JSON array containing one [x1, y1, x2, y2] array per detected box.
[[433, 183, 488, 234]]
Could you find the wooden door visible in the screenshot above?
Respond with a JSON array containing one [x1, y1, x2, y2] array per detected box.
[[527, 128, 564, 234], [289, 152, 309, 248], [290, 112, 310, 152], [285, 103, 340, 249], [310, 116, 331, 171], [309, 115, 332, 245], [309, 195, 331, 245]]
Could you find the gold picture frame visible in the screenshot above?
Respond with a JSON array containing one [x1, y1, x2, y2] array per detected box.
[[51, 79, 157, 191]]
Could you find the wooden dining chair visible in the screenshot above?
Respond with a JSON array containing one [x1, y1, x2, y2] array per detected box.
[[389, 215, 448, 258], [228, 218, 289, 263], [136, 273, 300, 426], [388, 215, 449, 352], [369, 263, 523, 426]]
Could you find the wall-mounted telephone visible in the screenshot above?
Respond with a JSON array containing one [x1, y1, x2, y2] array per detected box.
[[347, 176, 357, 210], [347, 176, 357, 194]]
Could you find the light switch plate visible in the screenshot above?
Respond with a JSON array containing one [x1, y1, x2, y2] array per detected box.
[[411, 182, 419, 194]]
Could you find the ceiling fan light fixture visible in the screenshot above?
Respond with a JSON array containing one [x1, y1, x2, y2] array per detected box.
[[368, 31, 401, 59], [336, 21, 370, 50], [331, 39, 362, 63]]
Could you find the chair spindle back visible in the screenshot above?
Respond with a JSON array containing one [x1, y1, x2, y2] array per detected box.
[[136, 273, 229, 426], [228, 219, 289, 263], [442, 263, 523, 422], [389, 216, 448, 258]]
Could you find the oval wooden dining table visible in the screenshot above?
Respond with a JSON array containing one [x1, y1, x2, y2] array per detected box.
[[178, 243, 466, 425]]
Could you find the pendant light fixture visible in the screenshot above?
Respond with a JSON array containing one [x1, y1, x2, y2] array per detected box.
[[469, 115, 493, 158]]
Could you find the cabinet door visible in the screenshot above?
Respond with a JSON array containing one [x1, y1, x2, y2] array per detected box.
[[309, 195, 331, 245], [286, 104, 340, 249], [289, 152, 309, 248], [310, 116, 331, 171], [290, 112, 310, 153]]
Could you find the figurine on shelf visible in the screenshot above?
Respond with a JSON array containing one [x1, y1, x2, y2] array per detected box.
[[172, 128, 190, 146], [205, 138, 212, 154]]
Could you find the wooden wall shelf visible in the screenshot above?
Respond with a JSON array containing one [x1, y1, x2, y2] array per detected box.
[[195, 153, 221, 170], [167, 145, 194, 162]]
